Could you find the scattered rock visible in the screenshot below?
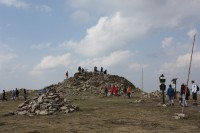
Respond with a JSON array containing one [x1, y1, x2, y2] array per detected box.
[[173, 113, 189, 119]]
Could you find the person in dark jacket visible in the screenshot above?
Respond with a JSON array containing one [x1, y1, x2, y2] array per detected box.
[[2, 90, 7, 101], [167, 84, 174, 106]]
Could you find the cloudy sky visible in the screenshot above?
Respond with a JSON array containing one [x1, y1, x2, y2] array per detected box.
[[0, 0, 200, 92]]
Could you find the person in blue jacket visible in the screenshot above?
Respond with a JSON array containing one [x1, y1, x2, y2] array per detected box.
[[167, 84, 175, 106]]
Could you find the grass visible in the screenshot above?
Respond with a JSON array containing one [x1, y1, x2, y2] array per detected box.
[[0, 95, 200, 133]]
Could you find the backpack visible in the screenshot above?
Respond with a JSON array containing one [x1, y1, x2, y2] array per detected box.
[[197, 85, 199, 91]]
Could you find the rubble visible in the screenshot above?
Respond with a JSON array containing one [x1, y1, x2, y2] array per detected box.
[[173, 113, 189, 119], [15, 91, 79, 116]]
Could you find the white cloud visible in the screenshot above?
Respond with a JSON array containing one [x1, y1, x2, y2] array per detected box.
[[0, 0, 29, 8], [187, 29, 197, 39], [30, 53, 72, 75], [64, 12, 149, 57], [158, 52, 200, 74], [161, 37, 174, 48], [68, 0, 200, 28], [78, 50, 133, 68], [31, 43, 51, 50], [35, 5, 52, 13]]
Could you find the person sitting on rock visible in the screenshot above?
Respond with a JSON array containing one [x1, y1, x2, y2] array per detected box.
[[94, 66, 98, 72], [103, 69, 107, 74]]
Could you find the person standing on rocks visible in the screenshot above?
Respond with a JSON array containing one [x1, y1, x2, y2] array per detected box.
[[66, 71, 68, 79], [191, 80, 198, 105], [167, 84, 174, 106], [100, 67, 103, 73], [78, 66, 81, 73], [127, 86, 132, 98]]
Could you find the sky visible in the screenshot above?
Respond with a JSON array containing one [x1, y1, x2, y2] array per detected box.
[[0, 0, 200, 92]]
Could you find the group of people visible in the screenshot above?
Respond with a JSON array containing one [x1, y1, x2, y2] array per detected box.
[[1, 88, 27, 101], [167, 80, 199, 106], [94, 66, 107, 74], [104, 83, 132, 98]]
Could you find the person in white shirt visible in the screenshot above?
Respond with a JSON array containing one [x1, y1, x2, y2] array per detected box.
[[191, 80, 198, 105]]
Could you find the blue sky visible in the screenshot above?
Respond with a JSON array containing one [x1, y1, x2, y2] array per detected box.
[[0, 0, 200, 92]]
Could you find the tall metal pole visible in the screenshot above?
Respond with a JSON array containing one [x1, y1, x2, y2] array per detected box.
[[186, 35, 196, 87], [183, 35, 196, 113], [142, 67, 143, 91]]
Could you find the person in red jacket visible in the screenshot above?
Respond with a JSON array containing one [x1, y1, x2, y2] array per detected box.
[[110, 84, 114, 95], [114, 85, 119, 96]]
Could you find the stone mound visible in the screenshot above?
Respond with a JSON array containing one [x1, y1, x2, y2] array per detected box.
[[45, 72, 136, 98], [15, 90, 79, 116]]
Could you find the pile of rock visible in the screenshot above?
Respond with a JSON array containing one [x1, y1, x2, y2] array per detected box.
[[15, 92, 79, 116], [142, 90, 163, 99], [43, 72, 136, 98]]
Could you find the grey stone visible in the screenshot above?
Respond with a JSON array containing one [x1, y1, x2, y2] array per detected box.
[[18, 111, 27, 115], [39, 110, 48, 115]]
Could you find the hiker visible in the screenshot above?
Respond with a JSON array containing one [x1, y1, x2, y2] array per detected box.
[[15, 88, 19, 100], [104, 69, 107, 74], [66, 71, 68, 79], [100, 67, 103, 73], [12, 90, 15, 100], [114, 85, 119, 96], [180, 84, 187, 107], [105, 82, 111, 96], [118, 84, 123, 96], [110, 84, 114, 95], [78, 66, 81, 73], [2, 90, 7, 101], [191, 80, 198, 105], [185, 85, 190, 104], [167, 84, 174, 106], [94, 66, 98, 72], [104, 83, 108, 96], [24, 89, 27, 101], [127, 86, 132, 98], [123, 85, 127, 94]]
